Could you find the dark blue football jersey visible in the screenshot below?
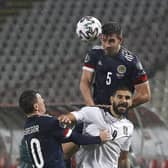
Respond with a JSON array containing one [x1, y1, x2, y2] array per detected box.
[[24, 115, 101, 168], [83, 46, 148, 105]]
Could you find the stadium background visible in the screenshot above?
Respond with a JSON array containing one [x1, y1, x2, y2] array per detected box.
[[0, 0, 167, 167]]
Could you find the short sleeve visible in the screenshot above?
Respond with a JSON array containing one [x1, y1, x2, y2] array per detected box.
[[131, 56, 148, 85], [71, 107, 100, 124], [121, 136, 133, 151], [82, 49, 99, 72]]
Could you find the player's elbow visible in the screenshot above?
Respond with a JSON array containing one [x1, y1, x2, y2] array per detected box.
[[140, 92, 151, 104], [135, 83, 151, 104], [143, 90, 151, 103], [146, 92, 151, 102]]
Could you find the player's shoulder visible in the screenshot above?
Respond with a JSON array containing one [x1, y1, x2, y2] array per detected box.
[[39, 114, 54, 120], [37, 114, 58, 125], [92, 45, 104, 50], [80, 106, 101, 113], [89, 45, 104, 54], [84, 45, 103, 64], [121, 47, 138, 63]]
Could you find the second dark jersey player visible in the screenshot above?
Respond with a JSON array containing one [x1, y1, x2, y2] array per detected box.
[[19, 90, 110, 168]]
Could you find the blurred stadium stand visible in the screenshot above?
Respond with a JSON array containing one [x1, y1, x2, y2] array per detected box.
[[0, 0, 167, 106], [0, 0, 167, 166]]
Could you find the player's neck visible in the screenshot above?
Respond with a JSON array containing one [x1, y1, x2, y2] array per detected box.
[[27, 111, 43, 117], [110, 106, 123, 119]]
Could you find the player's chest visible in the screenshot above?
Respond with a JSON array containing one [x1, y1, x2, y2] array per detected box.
[[110, 123, 130, 140], [95, 56, 130, 79], [104, 114, 131, 139]]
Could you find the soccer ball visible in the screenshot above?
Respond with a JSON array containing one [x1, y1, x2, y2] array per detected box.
[[76, 16, 102, 41]]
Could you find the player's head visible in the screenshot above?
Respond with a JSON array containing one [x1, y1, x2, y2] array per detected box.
[[19, 90, 46, 115], [100, 22, 123, 55], [110, 86, 133, 117]]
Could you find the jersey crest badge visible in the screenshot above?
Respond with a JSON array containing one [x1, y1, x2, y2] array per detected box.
[[116, 65, 126, 78], [117, 65, 126, 74]]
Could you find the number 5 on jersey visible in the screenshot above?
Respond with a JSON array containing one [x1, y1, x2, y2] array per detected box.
[[106, 72, 112, 85]]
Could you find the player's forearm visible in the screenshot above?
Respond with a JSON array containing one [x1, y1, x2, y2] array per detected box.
[[80, 80, 95, 106], [70, 131, 101, 145], [132, 92, 151, 107], [132, 81, 151, 108], [118, 159, 130, 168], [62, 143, 79, 159]]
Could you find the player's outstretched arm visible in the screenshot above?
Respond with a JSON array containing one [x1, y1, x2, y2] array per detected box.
[[118, 151, 130, 168], [69, 129, 110, 145]]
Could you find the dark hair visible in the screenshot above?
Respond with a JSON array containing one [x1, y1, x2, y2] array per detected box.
[[112, 86, 133, 96], [19, 90, 38, 114], [102, 22, 122, 36]]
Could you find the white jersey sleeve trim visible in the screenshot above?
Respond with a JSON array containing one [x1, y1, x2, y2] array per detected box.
[[83, 66, 95, 72]]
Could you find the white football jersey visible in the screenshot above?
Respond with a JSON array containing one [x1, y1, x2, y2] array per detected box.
[[72, 106, 134, 168]]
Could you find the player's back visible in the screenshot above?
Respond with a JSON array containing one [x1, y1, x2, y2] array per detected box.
[[24, 115, 66, 168]]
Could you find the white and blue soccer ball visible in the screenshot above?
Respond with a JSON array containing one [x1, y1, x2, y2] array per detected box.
[[76, 16, 102, 41]]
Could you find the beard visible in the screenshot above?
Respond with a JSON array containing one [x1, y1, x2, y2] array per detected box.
[[113, 102, 129, 116], [106, 48, 118, 56]]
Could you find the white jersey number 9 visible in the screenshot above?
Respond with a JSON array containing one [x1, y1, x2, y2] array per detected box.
[[30, 138, 44, 168]]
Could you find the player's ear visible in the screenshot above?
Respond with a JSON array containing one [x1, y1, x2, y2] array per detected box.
[[110, 96, 114, 105], [118, 35, 123, 44], [33, 103, 38, 111], [99, 34, 103, 41]]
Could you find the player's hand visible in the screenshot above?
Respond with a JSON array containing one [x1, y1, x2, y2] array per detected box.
[[99, 129, 111, 142], [58, 115, 72, 124]]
